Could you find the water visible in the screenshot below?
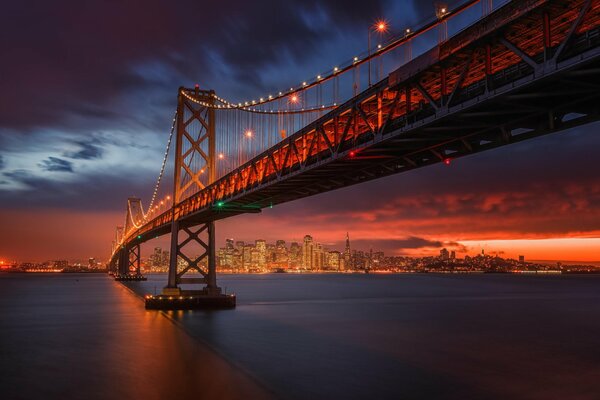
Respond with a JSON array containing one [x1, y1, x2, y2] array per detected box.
[[2, 273, 600, 399], [0, 273, 272, 400]]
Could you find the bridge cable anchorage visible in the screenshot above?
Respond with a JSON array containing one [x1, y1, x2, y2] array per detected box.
[[145, 110, 177, 219]]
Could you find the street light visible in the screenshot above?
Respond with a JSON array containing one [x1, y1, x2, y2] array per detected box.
[[369, 20, 389, 87], [243, 129, 254, 158]]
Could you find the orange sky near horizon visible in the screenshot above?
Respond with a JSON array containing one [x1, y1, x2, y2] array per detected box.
[[1, 208, 598, 264], [410, 237, 600, 263]]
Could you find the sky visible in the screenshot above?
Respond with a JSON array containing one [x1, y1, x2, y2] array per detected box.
[[0, 0, 598, 263]]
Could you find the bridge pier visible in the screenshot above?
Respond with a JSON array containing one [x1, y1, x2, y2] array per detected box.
[[147, 219, 234, 309], [114, 244, 147, 281]]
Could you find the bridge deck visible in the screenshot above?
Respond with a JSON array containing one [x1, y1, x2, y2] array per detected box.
[[117, 0, 600, 254]]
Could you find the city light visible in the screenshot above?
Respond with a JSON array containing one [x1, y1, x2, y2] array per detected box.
[[245, 129, 253, 138], [218, 153, 224, 159]]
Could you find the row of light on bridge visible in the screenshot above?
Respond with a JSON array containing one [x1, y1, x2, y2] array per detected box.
[[190, 3, 451, 111], [180, 10, 452, 113], [181, 89, 338, 114]]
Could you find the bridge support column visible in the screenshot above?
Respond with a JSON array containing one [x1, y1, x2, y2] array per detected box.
[[114, 244, 147, 281], [128, 244, 141, 276], [117, 248, 128, 276], [163, 220, 221, 295], [149, 219, 233, 309]]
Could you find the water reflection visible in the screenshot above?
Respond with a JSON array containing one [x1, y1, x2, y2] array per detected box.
[[0, 274, 273, 400]]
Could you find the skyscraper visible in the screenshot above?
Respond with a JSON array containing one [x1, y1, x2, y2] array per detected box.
[[302, 235, 314, 270], [440, 248, 450, 260], [289, 242, 301, 269], [256, 239, 267, 269], [344, 232, 351, 269]]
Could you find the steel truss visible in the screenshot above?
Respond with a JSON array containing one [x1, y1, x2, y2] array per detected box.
[[164, 87, 221, 295]]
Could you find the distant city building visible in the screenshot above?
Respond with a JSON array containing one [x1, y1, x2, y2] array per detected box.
[[327, 251, 341, 270], [256, 240, 267, 269], [440, 248, 450, 260], [289, 242, 301, 269], [344, 232, 351, 268], [302, 235, 314, 270], [519, 255, 525, 263], [53, 260, 68, 269]]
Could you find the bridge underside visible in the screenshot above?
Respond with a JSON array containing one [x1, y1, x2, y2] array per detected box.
[[123, 49, 599, 252], [189, 52, 600, 222], [122, 52, 600, 254]]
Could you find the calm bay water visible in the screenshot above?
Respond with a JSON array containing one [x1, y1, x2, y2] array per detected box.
[[2, 273, 599, 399]]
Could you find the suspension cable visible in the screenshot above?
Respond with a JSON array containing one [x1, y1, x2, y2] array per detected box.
[[146, 110, 177, 218]]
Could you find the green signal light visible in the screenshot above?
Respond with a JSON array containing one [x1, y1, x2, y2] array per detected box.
[[137, 235, 142, 239], [216, 201, 224, 207]]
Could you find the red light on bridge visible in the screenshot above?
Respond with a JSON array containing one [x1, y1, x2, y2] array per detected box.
[[444, 158, 451, 165], [349, 151, 356, 158], [194, 83, 199, 88], [374, 20, 389, 33]]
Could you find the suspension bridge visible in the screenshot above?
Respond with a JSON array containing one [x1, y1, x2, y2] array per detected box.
[[107, 0, 600, 309]]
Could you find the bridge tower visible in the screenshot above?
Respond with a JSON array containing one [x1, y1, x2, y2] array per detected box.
[[161, 85, 225, 300], [114, 199, 147, 281]]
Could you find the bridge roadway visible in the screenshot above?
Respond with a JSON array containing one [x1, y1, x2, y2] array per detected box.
[[115, 0, 600, 255]]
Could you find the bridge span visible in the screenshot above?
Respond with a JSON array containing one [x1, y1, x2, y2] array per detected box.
[[108, 0, 600, 309]]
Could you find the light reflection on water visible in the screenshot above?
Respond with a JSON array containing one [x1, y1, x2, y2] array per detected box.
[[0, 273, 273, 400], [129, 273, 600, 400], [1, 273, 599, 399]]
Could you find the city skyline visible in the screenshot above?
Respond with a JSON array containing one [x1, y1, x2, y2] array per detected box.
[[5, 231, 599, 268]]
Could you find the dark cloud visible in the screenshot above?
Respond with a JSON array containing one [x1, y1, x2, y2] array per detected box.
[[342, 237, 446, 252], [64, 139, 103, 160], [0, 154, 4, 170], [38, 157, 74, 172], [0, 168, 156, 212], [0, 0, 387, 131]]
